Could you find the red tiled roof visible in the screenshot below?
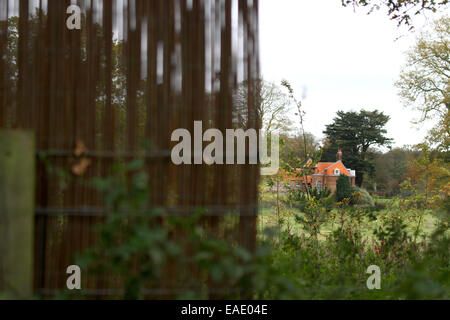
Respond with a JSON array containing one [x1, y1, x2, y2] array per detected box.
[[315, 161, 351, 176], [280, 160, 352, 184], [316, 163, 334, 173]]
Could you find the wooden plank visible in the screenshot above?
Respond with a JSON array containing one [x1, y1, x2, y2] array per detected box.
[[0, 130, 35, 298]]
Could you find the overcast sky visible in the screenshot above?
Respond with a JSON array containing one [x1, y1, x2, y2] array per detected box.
[[259, 0, 443, 149]]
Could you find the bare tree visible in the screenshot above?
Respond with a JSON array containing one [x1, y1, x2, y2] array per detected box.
[[234, 79, 293, 134]]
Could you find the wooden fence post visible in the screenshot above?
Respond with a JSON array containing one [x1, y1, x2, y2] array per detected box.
[[0, 130, 35, 299]]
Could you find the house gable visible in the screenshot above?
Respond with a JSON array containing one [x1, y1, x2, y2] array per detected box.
[[315, 161, 351, 176], [315, 162, 334, 174]]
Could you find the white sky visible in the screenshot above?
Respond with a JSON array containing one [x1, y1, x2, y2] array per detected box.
[[259, 0, 445, 149]]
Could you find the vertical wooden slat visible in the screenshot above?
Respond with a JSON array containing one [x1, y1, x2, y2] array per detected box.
[[0, 0, 8, 127], [17, 0, 29, 128]]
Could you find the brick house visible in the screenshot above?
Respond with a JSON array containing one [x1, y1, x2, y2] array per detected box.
[[287, 150, 356, 193]]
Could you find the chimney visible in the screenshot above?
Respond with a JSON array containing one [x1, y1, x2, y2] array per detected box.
[[337, 149, 342, 161]]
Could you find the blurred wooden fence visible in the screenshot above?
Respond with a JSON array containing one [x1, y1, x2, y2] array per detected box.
[[0, 0, 260, 298]]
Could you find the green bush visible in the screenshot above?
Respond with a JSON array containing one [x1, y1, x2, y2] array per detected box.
[[336, 174, 352, 202], [351, 187, 375, 207], [263, 210, 450, 300], [374, 201, 387, 211]]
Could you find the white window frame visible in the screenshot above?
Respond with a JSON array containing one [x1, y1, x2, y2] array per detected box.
[[334, 169, 340, 175]]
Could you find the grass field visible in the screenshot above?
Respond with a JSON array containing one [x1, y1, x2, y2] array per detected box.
[[258, 194, 440, 242]]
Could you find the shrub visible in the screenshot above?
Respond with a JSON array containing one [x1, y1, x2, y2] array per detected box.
[[288, 186, 331, 203], [351, 187, 375, 207], [374, 201, 387, 211], [336, 174, 352, 202], [266, 218, 450, 299]]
